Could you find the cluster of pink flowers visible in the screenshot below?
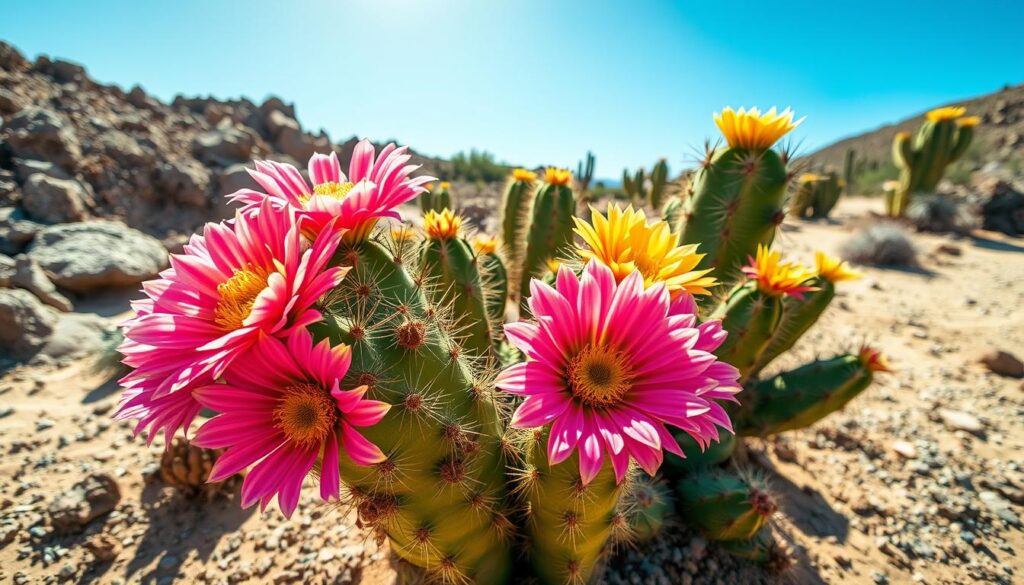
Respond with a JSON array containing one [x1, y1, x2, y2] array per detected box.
[[117, 140, 429, 516]]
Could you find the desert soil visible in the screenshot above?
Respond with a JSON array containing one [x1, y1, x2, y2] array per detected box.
[[1, 197, 1022, 585]]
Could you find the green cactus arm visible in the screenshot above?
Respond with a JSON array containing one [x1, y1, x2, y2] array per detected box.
[[499, 177, 535, 297], [949, 123, 974, 162], [732, 353, 876, 437], [676, 469, 775, 542], [479, 251, 508, 329], [748, 278, 834, 378], [709, 282, 783, 380], [421, 237, 495, 358], [520, 184, 575, 300], [662, 431, 736, 478], [892, 132, 915, 170]]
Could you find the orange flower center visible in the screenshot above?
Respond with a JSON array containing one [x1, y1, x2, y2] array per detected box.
[[273, 383, 337, 446], [308, 181, 355, 202], [214, 266, 270, 330], [567, 346, 633, 407]]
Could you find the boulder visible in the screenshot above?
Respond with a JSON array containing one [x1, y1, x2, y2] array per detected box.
[[41, 313, 113, 360], [0, 87, 24, 115], [95, 130, 152, 167], [275, 126, 329, 163], [265, 109, 301, 139], [27, 222, 167, 292], [191, 124, 258, 165], [0, 170, 19, 206], [11, 254, 72, 312], [21, 174, 90, 223], [13, 158, 73, 181], [0, 288, 58, 361], [0, 254, 13, 286], [0, 207, 43, 255], [1, 107, 81, 170], [155, 158, 211, 207], [0, 41, 28, 71], [48, 474, 121, 534]]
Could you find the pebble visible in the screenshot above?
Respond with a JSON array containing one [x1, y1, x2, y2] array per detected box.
[[937, 409, 984, 434], [891, 441, 917, 459], [0, 406, 13, 418]]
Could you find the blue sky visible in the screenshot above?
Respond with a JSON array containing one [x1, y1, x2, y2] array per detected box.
[[3, 0, 1022, 179]]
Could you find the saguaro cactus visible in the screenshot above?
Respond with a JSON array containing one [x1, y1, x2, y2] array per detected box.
[[890, 106, 978, 216], [679, 107, 802, 289], [649, 158, 669, 210]]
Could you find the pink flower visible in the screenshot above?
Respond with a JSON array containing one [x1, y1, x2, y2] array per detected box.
[[496, 261, 740, 484], [191, 330, 389, 517], [116, 199, 346, 441], [230, 139, 434, 241]]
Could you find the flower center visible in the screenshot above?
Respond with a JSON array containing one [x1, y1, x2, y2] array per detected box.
[[567, 346, 633, 407], [214, 266, 270, 330], [273, 383, 337, 446], [309, 181, 355, 201]]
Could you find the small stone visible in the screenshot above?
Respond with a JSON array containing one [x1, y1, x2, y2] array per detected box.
[[47, 473, 121, 534], [891, 440, 917, 459], [159, 554, 180, 571], [937, 409, 984, 435], [0, 406, 13, 418], [934, 243, 961, 256], [979, 350, 1024, 378], [84, 533, 121, 562]]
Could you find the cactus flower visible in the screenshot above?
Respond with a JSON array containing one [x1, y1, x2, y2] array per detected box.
[[191, 329, 389, 517], [574, 204, 718, 298], [471, 234, 499, 255], [926, 106, 966, 122], [714, 107, 803, 150], [422, 208, 462, 240], [512, 168, 538, 183], [859, 344, 892, 372], [496, 261, 740, 484], [814, 251, 859, 283], [230, 139, 435, 242], [544, 167, 573, 186], [116, 200, 346, 441], [742, 245, 817, 298]]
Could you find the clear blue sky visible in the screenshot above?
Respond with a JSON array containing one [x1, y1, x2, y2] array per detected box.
[[3, 0, 1022, 179]]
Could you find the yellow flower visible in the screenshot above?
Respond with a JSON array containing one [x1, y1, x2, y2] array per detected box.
[[573, 205, 718, 298], [439, 181, 451, 190], [544, 167, 573, 186], [423, 209, 462, 240], [742, 245, 817, 298], [391, 225, 417, 242], [957, 116, 981, 128], [814, 251, 859, 283], [512, 168, 537, 183], [859, 344, 891, 372], [714, 106, 803, 150], [423, 182, 434, 192], [926, 106, 966, 122], [472, 235, 498, 255], [545, 257, 561, 274], [799, 173, 822, 183], [882, 179, 901, 191]]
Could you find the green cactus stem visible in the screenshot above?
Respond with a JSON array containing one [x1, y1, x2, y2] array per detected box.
[[625, 477, 672, 543], [649, 158, 669, 210], [499, 169, 537, 300], [891, 108, 977, 217], [473, 236, 509, 331], [733, 347, 889, 437], [676, 469, 776, 542], [519, 169, 575, 301], [711, 281, 782, 381]]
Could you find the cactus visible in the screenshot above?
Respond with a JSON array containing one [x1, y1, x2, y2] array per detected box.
[[649, 158, 669, 210], [679, 107, 801, 290], [718, 526, 793, 572], [749, 252, 858, 378], [710, 245, 816, 381], [625, 477, 673, 543], [519, 168, 575, 300], [311, 233, 513, 584], [499, 169, 537, 300], [733, 347, 890, 437], [575, 151, 595, 199], [662, 431, 736, 477], [419, 181, 454, 214], [843, 148, 857, 195], [676, 469, 776, 542], [420, 209, 495, 358], [890, 107, 978, 216], [791, 171, 841, 219], [516, 429, 628, 585], [661, 196, 684, 232], [622, 167, 645, 205], [472, 235, 509, 330]]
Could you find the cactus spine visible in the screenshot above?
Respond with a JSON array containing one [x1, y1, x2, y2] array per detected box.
[[733, 349, 887, 437], [312, 235, 512, 584], [519, 169, 575, 300], [499, 170, 537, 300], [676, 469, 776, 542], [890, 107, 977, 216]]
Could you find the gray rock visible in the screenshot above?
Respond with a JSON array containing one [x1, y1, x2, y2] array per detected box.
[[979, 350, 1024, 378], [95, 130, 151, 167], [275, 126, 328, 163], [0, 41, 29, 71], [0, 288, 58, 361], [41, 313, 113, 360], [0, 207, 42, 255], [21, 174, 89, 224], [0, 88, 24, 115], [937, 409, 984, 435], [27, 222, 167, 292], [0, 169, 19, 206], [10, 254, 72, 311], [192, 125, 258, 165], [0, 254, 13, 286], [264, 109, 301, 139], [155, 158, 211, 207], [0, 107, 81, 170], [13, 158, 73, 181], [47, 473, 121, 534]]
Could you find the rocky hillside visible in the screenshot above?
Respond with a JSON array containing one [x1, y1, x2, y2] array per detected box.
[[0, 41, 450, 240], [803, 83, 1024, 186]]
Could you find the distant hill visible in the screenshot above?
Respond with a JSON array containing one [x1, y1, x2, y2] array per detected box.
[[802, 83, 1024, 192]]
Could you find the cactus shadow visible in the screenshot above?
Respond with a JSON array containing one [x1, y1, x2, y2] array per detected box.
[[970, 234, 1024, 254], [107, 481, 253, 585], [750, 450, 850, 543]]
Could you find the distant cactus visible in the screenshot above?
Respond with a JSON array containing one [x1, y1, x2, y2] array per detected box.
[[419, 181, 454, 213], [622, 167, 645, 205], [791, 171, 842, 219], [890, 107, 978, 216], [575, 150, 595, 199], [843, 148, 857, 195], [649, 158, 669, 209]]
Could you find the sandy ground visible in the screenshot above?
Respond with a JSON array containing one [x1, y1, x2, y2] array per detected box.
[[0, 197, 1022, 584]]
